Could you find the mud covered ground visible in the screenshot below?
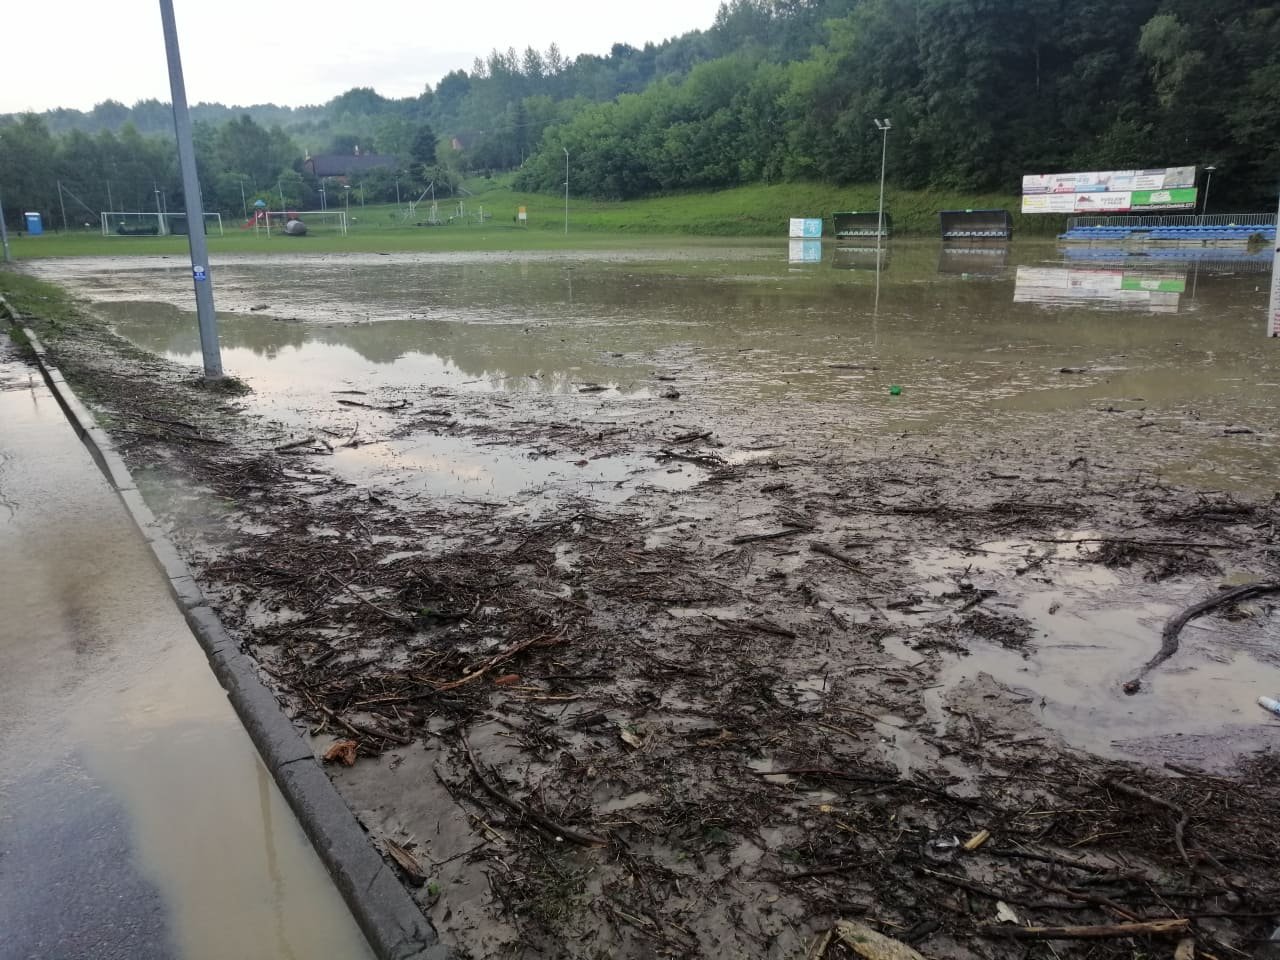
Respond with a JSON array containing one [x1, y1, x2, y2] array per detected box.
[[13, 272, 1280, 960]]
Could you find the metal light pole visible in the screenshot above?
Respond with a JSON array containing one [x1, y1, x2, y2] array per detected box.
[[159, 0, 223, 379], [238, 179, 248, 219], [154, 183, 167, 236], [873, 118, 892, 249], [57, 180, 69, 231], [1200, 165, 1216, 225], [563, 147, 569, 236], [319, 178, 327, 212], [1268, 190, 1280, 338], [0, 189, 11, 263]]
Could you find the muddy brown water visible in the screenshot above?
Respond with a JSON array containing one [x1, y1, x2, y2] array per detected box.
[[29, 242, 1280, 492], [24, 243, 1280, 769], [0, 339, 373, 959]]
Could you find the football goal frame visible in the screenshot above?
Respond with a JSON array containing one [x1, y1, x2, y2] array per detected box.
[[262, 209, 348, 237], [101, 211, 224, 237]]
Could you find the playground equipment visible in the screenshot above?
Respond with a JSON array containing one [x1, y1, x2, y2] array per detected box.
[[939, 209, 1012, 240]]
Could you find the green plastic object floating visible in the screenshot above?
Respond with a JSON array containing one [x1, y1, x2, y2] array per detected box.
[[888, 385, 902, 396]]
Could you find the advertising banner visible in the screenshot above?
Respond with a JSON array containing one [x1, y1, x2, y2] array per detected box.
[[1073, 191, 1132, 213], [1022, 194, 1075, 213], [1022, 166, 1198, 212], [1131, 188, 1198, 209], [789, 217, 823, 239]]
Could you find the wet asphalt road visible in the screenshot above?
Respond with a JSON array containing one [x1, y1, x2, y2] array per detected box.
[[0, 335, 373, 960]]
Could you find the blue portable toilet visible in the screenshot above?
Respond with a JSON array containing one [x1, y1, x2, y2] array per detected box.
[[24, 212, 43, 235]]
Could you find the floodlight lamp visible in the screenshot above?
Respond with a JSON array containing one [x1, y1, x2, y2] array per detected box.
[[874, 118, 892, 131], [1204, 164, 1216, 172]]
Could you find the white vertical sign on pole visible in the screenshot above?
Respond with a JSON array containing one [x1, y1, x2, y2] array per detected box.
[[1269, 193, 1280, 337]]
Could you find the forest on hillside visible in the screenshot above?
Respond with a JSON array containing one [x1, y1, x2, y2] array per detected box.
[[2, 0, 1277, 226]]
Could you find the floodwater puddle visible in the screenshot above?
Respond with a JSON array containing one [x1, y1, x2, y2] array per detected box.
[[900, 537, 1280, 766], [327, 431, 705, 505]]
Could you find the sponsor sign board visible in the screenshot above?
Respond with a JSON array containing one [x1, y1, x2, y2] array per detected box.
[[1021, 194, 1075, 214], [1073, 191, 1132, 213], [1022, 167, 1198, 211], [789, 217, 823, 239], [1130, 188, 1197, 210]]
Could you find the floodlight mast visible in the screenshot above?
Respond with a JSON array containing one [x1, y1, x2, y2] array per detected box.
[[159, 0, 223, 379], [1200, 165, 1216, 225], [874, 118, 892, 251], [0, 190, 11, 263]]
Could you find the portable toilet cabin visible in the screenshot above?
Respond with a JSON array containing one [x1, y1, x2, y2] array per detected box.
[[24, 212, 43, 235], [939, 209, 1012, 240], [833, 211, 891, 240]]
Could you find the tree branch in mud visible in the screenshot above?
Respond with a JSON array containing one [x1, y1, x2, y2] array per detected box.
[[1105, 778, 1191, 868], [1124, 581, 1280, 692], [976, 918, 1191, 940], [459, 733, 607, 847]]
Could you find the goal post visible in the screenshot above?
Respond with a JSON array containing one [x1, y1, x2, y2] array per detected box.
[[101, 211, 224, 237], [262, 209, 348, 237]]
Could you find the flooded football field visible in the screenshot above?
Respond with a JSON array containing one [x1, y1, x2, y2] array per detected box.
[[28, 240, 1279, 494], [19, 240, 1280, 959]]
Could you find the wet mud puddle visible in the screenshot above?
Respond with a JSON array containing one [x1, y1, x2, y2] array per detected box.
[[890, 533, 1280, 769]]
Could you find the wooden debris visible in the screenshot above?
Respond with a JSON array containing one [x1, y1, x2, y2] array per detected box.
[[963, 828, 991, 851], [383, 838, 427, 886], [322, 739, 359, 766], [833, 920, 928, 960], [977, 918, 1190, 940], [460, 733, 607, 847]]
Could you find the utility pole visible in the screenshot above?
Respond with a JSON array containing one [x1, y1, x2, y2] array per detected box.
[[239, 179, 248, 220], [106, 180, 114, 214], [0, 189, 11, 263], [57, 180, 69, 231], [159, 0, 223, 379], [563, 146, 569, 235]]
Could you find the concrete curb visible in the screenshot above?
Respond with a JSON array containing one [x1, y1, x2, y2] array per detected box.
[[1, 295, 448, 960]]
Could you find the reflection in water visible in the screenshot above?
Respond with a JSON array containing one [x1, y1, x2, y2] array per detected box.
[[831, 245, 889, 271], [1014, 265, 1186, 313], [1061, 244, 1273, 274], [787, 239, 822, 264], [938, 243, 1010, 276]]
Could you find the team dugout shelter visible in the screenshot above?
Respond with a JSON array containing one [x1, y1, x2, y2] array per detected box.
[[939, 209, 1012, 240]]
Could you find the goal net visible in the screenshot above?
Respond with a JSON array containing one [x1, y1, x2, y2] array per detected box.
[[260, 209, 348, 237], [101, 211, 224, 237]]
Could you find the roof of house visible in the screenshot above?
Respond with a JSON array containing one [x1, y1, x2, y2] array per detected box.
[[304, 153, 397, 177]]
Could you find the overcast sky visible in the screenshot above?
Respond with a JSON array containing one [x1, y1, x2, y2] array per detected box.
[[2, 0, 727, 113]]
